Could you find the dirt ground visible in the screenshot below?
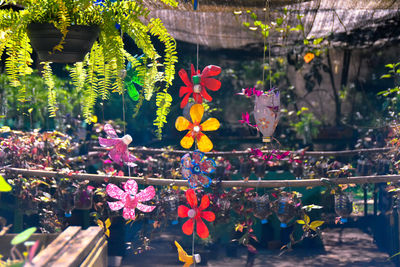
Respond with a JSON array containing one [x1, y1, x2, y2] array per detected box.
[[120, 227, 394, 267]]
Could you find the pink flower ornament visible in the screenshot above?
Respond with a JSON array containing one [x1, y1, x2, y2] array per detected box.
[[99, 124, 137, 167], [106, 180, 156, 220]]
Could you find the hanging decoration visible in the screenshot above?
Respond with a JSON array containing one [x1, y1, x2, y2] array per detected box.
[[276, 193, 297, 228], [253, 89, 280, 142], [164, 190, 180, 225], [178, 64, 221, 108], [175, 240, 201, 267], [178, 189, 215, 238], [98, 124, 137, 167], [181, 150, 216, 188], [251, 194, 272, 224], [74, 184, 94, 210], [334, 193, 353, 223], [106, 180, 156, 220], [125, 61, 144, 102], [175, 103, 220, 152]]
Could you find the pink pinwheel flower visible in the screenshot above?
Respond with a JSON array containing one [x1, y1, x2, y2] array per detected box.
[[179, 64, 221, 108], [98, 124, 136, 167], [106, 180, 156, 220]]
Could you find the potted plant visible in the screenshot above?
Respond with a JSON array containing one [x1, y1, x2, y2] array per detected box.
[[0, 0, 178, 138]]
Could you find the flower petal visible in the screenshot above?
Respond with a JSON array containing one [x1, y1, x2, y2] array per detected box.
[[193, 92, 203, 103], [201, 65, 221, 77], [201, 211, 216, 222], [181, 153, 193, 168], [192, 150, 204, 163], [106, 183, 126, 200], [200, 159, 216, 173], [179, 69, 192, 87], [180, 93, 191, 109], [104, 124, 118, 138], [137, 203, 156, 213], [182, 168, 192, 180], [107, 201, 124, 211], [197, 174, 211, 188], [199, 195, 210, 210], [186, 189, 198, 208], [98, 137, 119, 147], [201, 118, 220, 131], [179, 86, 193, 98], [175, 116, 191, 131], [197, 133, 213, 152], [178, 205, 190, 218], [123, 208, 136, 220], [109, 148, 122, 165], [136, 186, 155, 202], [181, 132, 194, 149], [123, 180, 138, 196], [200, 88, 212, 102], [196, 218, 209, 238], [182, 218, 195, 236], [203, 78, 221, 91], [188, 174, 199, 188], [190, 104, 204, 124]]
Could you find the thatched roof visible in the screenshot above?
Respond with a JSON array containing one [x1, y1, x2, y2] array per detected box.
[[146, 0, 400, 50]]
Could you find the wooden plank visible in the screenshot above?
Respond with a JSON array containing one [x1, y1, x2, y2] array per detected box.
[[80, 236, 107, 267], [50, 227, 103, 267], [31, 226, 81, 266], [5, 167, 400, 188]]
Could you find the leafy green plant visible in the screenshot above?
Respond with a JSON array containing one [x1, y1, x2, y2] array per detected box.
[[0, 0, 178, 138], [290, 107, 321, 144]]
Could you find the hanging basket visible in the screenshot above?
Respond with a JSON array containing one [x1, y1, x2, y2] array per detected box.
[[27, 23, 100, 63]]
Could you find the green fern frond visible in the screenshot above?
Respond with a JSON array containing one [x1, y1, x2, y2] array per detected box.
[[42, 62, 58, 117], [153, 91, 172, 139], [132, 89, 144, 118], [70, 62, 87, 92], [83, 42, 100, 122], [148, 18, 178, 85]]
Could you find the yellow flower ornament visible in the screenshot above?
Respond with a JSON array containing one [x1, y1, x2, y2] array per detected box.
[[175, 104, 220, 152]]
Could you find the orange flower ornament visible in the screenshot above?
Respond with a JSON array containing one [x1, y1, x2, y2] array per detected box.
[[178, 189, 215, 238], [175, 104, 220, 152]]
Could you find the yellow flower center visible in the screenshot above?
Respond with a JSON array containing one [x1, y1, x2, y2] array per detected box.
[[193, 125, 200, 133]]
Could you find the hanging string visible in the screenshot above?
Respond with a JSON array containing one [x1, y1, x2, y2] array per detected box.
[[267, 0, 272, 91], [261, 1, 267, 89], [192, 230, 196, 266], [120, 30, 127, 135]]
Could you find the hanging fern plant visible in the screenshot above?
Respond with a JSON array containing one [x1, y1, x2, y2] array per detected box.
[[0, 0, 178, 138]]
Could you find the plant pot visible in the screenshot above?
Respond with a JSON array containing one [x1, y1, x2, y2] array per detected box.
[[27, 23, 100, 63]]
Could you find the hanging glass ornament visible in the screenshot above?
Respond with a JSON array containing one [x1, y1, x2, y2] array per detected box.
[[58, 189, 75, 217], [239, 158, 251, 180], [74, 185, 93, 210], [376, 158, 391, 175], [253, 89, 280, 142], [334, 193, 352, 223], [251, 194, 272, 224], [254, 159, 266, 180], [164, 191, 179, 225], [276, 195, 296, 228], [214, 196, 231, 223]]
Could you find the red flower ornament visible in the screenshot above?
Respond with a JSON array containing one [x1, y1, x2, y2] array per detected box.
[[178, 189, 215, 238], [179, 64, 221, 108]]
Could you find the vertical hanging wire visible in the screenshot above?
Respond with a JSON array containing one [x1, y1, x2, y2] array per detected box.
[[268, 0, 272, 90], [121, 29, 126, 135], [262, 1, 268, 89]]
